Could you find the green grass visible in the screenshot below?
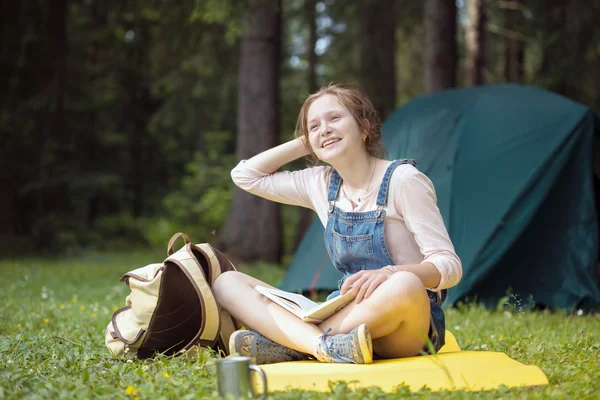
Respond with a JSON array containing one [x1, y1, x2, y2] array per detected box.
[[0, 251, 598, 399]]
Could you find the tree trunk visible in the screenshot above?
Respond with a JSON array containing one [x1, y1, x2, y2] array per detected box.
[[540, 0, 596, 102], [0, 0, 22, 236], [466, 0, 488, 86], [423, 0, 457, 93], [358, 0, 397, 120], [295, 0, 318, 251], [306, 0, 318, 93], [121, 20, 151, 218], [540, 0, 569, 96], [218, 0, 283, 264], [503, 0, 525, 83], [0, 182, 14, 236], [34, 0, 68, 246]]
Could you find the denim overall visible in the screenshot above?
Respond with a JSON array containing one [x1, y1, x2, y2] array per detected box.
[[324, 159, 447, 354]]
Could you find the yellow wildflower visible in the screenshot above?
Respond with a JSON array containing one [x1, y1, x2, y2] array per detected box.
[[113, 306, 119, 312], [125, 385, 138, 395], [91, 312, 97, 318], [72, 297, 77, 303], [80, 305, 86, 311], [163, 372, 170, 378], [60, 304, 65, 310], [17, 324, 21, 328], [134, 397, 140, 400], [499, 334, 505, 340], [44, 318, 49, 324], [466, 338, 471, 343]]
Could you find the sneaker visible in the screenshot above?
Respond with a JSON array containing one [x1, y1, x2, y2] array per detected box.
[[315, 324, 373, 364], [228, 330, 311, 365]]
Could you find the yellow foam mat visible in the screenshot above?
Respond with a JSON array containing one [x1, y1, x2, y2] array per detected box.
[[259, 331, 548, 393]]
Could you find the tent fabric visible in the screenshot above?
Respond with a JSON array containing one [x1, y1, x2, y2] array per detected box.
[[281, 84, 600, 310]]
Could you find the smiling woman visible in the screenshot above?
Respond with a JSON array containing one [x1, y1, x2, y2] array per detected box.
[[215, 83, 462, 365], [296, 84, 384, 165]]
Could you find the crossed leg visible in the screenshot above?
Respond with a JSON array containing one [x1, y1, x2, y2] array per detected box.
[[318, 272, 431, 358], [212, 270, 431, 359]]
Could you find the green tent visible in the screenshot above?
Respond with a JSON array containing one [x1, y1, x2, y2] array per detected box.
[[281, 84, 600, 311]]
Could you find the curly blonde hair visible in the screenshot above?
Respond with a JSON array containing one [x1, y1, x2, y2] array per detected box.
[[294, 82, 385, 163]]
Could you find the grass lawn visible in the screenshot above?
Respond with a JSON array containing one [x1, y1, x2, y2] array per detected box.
[[0, 250, 599, 399]]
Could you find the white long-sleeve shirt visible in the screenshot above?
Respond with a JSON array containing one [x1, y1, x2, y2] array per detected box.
[[231, 160, 462, 292]]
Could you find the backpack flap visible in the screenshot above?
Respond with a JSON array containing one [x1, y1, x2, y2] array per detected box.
[[190, 243, 242, 355], [121, 263, 165, 284], [109, 306, 146, 348], [169, 245, 221, 346], [105, 263, 165, 357]]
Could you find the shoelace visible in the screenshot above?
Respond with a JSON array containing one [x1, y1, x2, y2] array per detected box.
[[318, 328, 357, 364]]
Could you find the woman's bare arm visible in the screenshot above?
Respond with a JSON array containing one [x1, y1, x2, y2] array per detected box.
[[244, 137, 310, 174]]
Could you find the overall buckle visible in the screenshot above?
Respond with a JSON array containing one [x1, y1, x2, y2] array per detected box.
[[328, 201, 335, 214]]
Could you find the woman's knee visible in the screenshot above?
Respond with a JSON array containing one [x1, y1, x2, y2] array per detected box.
[[384, 271, 428, 308], [213, 271, 247, 303]]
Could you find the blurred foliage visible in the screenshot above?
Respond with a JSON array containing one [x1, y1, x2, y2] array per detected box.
[[1, 0, 600, 261], [152, 131, 235, 246]]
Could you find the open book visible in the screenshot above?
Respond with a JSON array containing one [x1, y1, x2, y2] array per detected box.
[[255, 285, 355, 323]]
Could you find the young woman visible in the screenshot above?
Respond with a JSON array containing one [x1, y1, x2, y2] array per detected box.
[[213, 83, 462, 364]]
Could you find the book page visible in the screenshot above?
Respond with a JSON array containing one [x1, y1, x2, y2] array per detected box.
[[255, 285, 357, 323], [303, 290, 355, 322], [272, 296, 304, 313], [255, 286, 319, 312]]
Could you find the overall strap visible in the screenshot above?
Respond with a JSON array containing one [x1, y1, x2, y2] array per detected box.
[[327, 169, 342, 214], [375, 159, 417, 216]]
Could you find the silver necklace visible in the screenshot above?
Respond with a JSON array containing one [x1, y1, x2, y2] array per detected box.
[[347, 160, 376, 204]]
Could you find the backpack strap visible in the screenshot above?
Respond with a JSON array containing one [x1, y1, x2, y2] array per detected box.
[[165, 244, 221, 351], [194, 243, 236, 285], [192, 243, 240, 354], [167, 232, 191, 256]]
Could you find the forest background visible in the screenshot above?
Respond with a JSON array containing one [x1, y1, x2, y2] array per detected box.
[[2, 0, 600, 267]]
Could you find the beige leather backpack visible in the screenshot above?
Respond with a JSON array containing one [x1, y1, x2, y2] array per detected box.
[[105, 233, 241, 359]]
